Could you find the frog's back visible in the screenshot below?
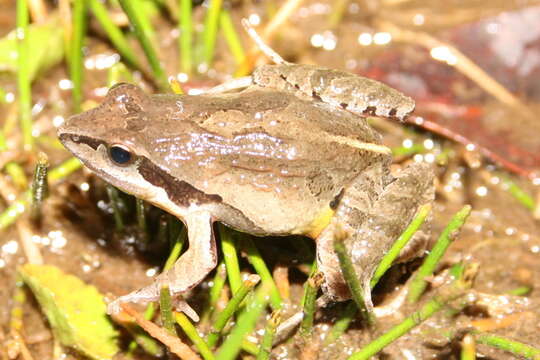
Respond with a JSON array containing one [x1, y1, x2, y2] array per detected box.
[[147, 87, 390, 234]]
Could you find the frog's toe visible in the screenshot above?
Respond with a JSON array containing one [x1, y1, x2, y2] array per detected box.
[[106, 282, 160, 314]]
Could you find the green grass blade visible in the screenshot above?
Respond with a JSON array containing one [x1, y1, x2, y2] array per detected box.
[[243, 236, 282, 309], [334, 227, 375, 326], [202, 0, 223, 66], [371, 203, 431, 288], [408, 205, 472, 303], [207, 274, 260, 347], [70, 0, 87, 113], [216, 284, 271, 360], [502, 176, 535, 211], [17, 0, 33, 150], [88, 0, 141, 70], [220, 10, 245, 64], [118, 0, 167, 90], [159, 285, 177, 336], [474, 332, 540, 359], [256, 310, 281, 360], [220, 224, 242, 294], [324, 301, 357, 345], [461, 334, 476, 360], [178, 0, 193, 74], [299, 271, 323, 337], [348, 264, 476, 360], [175, 312, 215, 360]]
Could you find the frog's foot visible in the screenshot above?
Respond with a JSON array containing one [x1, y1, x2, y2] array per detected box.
[[107, 211, 217, 322], [316, 162, 434, 309]]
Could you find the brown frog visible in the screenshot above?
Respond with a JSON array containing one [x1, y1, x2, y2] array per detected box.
[[58, 63, 433, 318]]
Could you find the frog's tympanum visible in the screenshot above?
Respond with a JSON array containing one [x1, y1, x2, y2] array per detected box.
[[58, 70, 433, 317]]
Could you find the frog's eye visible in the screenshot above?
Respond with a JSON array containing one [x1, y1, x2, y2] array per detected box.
[[108, 144, 135, 166]]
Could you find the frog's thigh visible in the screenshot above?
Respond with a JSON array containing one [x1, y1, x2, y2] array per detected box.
[[316, 162, 433, 306]]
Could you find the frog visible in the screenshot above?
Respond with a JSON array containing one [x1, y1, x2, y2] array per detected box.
[[58, 79, 433, 319]]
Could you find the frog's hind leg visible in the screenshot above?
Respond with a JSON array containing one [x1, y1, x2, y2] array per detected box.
[[107, 211, 217, 322], [316, 162, 434, 310]]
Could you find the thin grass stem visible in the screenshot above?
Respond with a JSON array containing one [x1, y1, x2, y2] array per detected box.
[[200, 261, 227, 325], [334, 226, 375, 326], [348, 264, 476, 360], [243, 236, 282, 309], [220, 10, 245, 64], [0, 158, 81, 231], [202, 0, 223, 66], [324, 301, 357, 345], [118, 0, 168, 90], [163, 226, 187, 271], [219, 224, 242, 294], [461, 334, 476, 360], [17, 0, 33, 150], [160, 285, 177, 336], [475, 332, 540, 359], [502, 176, 535, 211], [175, 312, 215, 360], [371, 203, 431, 288], [106, 185, 125, 232], [69, 0, 87, 113], [88, 0, 141, 70], [407, 205, 472, 303], [299, 271, 323, 337], [216, 284, 271, 360], [178, 0, 193, 74], [29, 152, 49, 225], [207, 274, 260, 347], [256, 310, 281, 360]]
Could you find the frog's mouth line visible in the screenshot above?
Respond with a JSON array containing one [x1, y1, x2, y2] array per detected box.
[[58, 133, 104, 151]]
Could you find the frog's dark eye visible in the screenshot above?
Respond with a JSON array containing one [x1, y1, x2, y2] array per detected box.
[[109, 145, 134, 166]]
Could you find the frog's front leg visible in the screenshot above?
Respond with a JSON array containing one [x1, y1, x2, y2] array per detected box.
[[316, 162, 434, 309], [107, 211, 217, 321]]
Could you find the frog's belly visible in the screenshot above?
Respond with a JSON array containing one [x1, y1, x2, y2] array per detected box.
[[211, 183, 336, 238]]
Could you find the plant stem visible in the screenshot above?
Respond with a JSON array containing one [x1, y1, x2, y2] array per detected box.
[[333, 226, 375, 326], [178, 0, 193, 74], [299, 271, 323, 337], [371, 203, 431, 288], [207, 274, 260, 347], [461, 334, 476, 360], [88, 0, 141, 70], [202, 0, 223, 66], [216, 284, 271, 360], [348, 264, 476, 360], [220, 10, 245, 64], [220, 224, 242, 294], [256, 310, 281, 360], [324, 301, 357, 345], [17, 0, 33, 150], [118, 0, 168, 90], [175, 312, 215, 360], [159, 285, 177, 336], [408, 205, 472, 303], [243, 236, 282, 309], [70, 0, 87, 113], [474, 332, 540, 359], [0, 158, 82, 231]]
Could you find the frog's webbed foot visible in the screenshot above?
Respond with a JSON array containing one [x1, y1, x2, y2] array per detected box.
[[316, 162, 434, 309], [107, 211, 217, 322]]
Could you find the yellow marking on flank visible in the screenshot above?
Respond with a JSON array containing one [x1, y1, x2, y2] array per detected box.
[[328, 135, 392, 154], [304, 206, 335, 239]]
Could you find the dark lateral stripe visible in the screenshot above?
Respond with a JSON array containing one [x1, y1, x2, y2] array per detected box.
[[138, 157, 222, 207], [60, 134, 104, 150]]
